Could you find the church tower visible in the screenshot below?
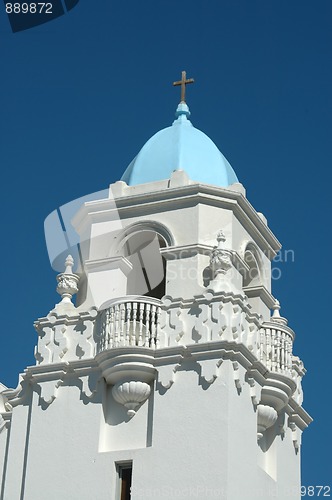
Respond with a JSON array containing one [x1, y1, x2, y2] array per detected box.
[[0, 74, 311, 500]]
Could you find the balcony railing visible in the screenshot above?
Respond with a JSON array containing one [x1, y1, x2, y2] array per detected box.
[[259, 322, 294, 375], [96, 296, 295, 378], [97, 296, 162, 353]]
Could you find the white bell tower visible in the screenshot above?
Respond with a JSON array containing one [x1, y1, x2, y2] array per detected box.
[[0, 82, 311, 500]]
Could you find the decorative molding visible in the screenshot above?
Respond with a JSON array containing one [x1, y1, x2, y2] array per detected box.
[[56, 275, 79, 301], [81, 373, 101, 399], [257, 404, 278, 440], [161, 297, 185, 345], [247, 377, 259, 406], [96, 346, 156, 386], [56, 255, 80, 304], [3, 339, 312, 438], [2, 360, 102, 410], [112, 381, 151, 418], [84, 256, 133, 275], [154, 347, 186, 389], [210, 230, 232, 277], [288, 418, 302, 451], [156, 363, 180, 390], [111, 219, 176, 254], [243, 285, 276, 309], [286, 402, 313, 431], [72, 184, 281, 258], [34, 307, 98, 364], [232, 361, 242, 390], [260, 374, 296, 412], [161, 244, 212, 259], [38, 379, 65, 405], [197, 358, 223, 384]]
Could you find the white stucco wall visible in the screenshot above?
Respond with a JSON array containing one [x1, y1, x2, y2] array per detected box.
[[1, 360, 302, 500]]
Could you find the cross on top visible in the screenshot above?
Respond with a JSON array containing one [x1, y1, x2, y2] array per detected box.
[[173, 71, 194, 103]]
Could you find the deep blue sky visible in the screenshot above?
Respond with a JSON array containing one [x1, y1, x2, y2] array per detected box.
[[1, 0, 331, 492]]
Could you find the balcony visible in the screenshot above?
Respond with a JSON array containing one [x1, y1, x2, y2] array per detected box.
[[259, 322, 294, 376], [95, 295, 295, 381], [97, 296, 162, 353]]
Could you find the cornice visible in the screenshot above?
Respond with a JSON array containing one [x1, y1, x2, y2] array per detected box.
[[73, 184, 281, 259], [3, 340, 311, 432], [160, 243, 212, 258], [3, 359, 101, 407], [286, 399, 313, 430], [84, 256, 133, 274], [243, 285, 276, 309], [34, 307, 98, 330]]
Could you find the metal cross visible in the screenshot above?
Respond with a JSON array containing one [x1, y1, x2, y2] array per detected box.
[[173, 71, 194, 103]]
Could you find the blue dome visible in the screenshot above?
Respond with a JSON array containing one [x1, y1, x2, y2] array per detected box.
[[121, 103, 238, 188]]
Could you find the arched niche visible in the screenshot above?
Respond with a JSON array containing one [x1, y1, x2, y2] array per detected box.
[[115, 222, 173, 300], [243, 242, 263, 288]]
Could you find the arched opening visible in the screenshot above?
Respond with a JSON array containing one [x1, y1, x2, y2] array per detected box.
[[243, 248, 262, 288], [122, 230, 167, 299]]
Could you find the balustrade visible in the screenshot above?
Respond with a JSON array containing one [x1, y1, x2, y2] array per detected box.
[[97, 296, 161, 352], [259, 323, 294, 375], [97, 296, 295, 379]]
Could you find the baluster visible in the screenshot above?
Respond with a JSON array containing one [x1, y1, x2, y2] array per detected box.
[[269, 328, 273, 371], [102, 309, 106, 349], [114, 304, 120, 347], [99, 311, 103, 352], [288, 335, 293, 372], [105, 309, 111, 349], [272, 329, 277, 371], [100, 310, 106, 352], [281, 331, 285, 371], [119, 303, 125, 346], [266, 328, 271, 371], [155, 306, 161, 348], [260, 328, 265, 364], [125, 302, 131, 346], [109, 307, 115, 348], [138, 302, 144, 346], [286, 335, 291, 372], [276, 329, 281, 372], [132, 302, 137, 346], [150, 304, 156, 347], [144, 303, 151, 347]]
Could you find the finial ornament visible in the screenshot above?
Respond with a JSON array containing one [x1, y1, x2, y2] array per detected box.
[[64, 254, 74, 274], [216, 230, 226, 247], [272, 300, 281, 318], [56, 254, 80, 304], [173, 70, 194, 103], [271, 300, 288, 326], [210, 230, 232, 278]]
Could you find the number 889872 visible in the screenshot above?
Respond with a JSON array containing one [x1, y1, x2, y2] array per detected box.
[[6, 3, 53, 14]]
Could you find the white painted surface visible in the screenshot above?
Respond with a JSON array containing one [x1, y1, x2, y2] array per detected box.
[[0, 170, 311, 499]]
